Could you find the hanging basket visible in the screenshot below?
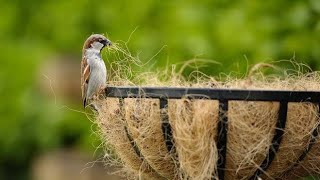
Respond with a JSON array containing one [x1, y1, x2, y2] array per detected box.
[[95, 86, 320, 180]]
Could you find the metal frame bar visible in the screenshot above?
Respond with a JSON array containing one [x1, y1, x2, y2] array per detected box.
[[160, 98, 174, 152], [279, 103, 320, 177], [249, 101, 288, 180], [217, 100, 228, 180], [106, 86, 320, 180]]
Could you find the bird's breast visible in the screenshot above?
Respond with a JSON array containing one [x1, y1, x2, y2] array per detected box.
[[87, 56, 107, 80]]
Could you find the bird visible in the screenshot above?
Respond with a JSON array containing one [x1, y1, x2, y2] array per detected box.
[[81, 34, 112, 108]]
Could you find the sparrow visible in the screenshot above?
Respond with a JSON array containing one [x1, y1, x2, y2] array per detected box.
[[81, 34, 112, 107]]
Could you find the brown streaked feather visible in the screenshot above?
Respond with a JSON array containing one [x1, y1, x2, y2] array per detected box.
[[81, 57, 90, 107]]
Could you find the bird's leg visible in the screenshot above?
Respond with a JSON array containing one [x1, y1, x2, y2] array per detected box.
[[92, 94, 98, 101], [89, 94, 100, 112], [97, 85, 106, 99], [89, 103, 98, 112]]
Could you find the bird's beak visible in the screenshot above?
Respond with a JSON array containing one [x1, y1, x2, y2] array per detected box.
[[102, 39, 112, 47]]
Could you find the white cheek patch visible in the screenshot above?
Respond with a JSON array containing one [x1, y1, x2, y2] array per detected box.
[[91, 41, 104, 50]]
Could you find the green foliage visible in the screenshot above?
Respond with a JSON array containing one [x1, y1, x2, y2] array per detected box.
[[0, 0, 319, 179]]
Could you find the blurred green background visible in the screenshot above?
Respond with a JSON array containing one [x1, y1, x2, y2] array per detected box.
[[1, 0, 320, 180]]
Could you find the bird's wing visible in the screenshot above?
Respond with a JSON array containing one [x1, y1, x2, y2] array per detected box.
[[81, 57, 90, 107]]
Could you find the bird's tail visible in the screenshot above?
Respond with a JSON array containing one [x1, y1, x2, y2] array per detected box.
[[83, 98, 87, 108]]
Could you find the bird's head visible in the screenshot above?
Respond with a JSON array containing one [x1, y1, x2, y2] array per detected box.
[[83, 34, 112, 52]]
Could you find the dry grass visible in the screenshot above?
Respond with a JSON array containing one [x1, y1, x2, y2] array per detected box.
[[90, 42, 320, 179]]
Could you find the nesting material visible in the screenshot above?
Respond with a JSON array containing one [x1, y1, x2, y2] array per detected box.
[[92, 48, 320, 180], [94, 72, 320, 179], [224, 101, 280, 179], [168, 99, 219, 179], [261, 102, 318, 179], [124, 98, 176, 179], [97, 98, 165, 179], [281, 136, 320, 179]]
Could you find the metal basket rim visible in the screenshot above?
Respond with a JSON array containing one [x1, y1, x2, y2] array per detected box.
[[105, 86, 320, 102]]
